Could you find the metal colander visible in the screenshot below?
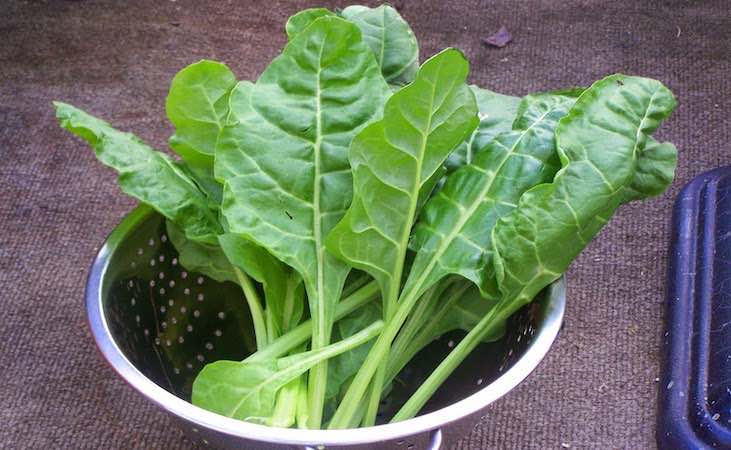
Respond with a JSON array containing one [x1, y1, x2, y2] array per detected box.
[[86, 206, 566, 450]]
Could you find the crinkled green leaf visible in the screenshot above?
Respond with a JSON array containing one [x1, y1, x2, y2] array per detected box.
[[407, 90, 579, 299], [215, 16, 390, 426], [489, 75, 677, 306], [166, 220, 235, 283], [218, 233, 304, 336], [445, 85, 521, 172], [192, 320, 383, 423], [166, 60, 238, 204], [326, 48, 478, 314], [53, 101, 221, 244], [285, 8, 335, 38], [621, 138, 678, 202], [341, 5, 419, 86]]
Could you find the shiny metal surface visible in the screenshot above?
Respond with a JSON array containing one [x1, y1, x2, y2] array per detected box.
[[86, 206, 566, 449]]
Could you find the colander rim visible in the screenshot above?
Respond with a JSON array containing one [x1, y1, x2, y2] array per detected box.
[[86, 205, 566, 446]]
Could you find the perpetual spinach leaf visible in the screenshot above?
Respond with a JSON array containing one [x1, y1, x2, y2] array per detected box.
[[326, 48, 478, 428], [286, 5, 419, 87], [166, 60, 238, 204], [407, 90, 579, 300], [192, 320, 383, 424], [285, 8, 335, 38], [326, 48, 478, 316], [215, 15, 390, 427], [622, 138, 678, 202], [54, 102, 221, 245], [218, 233, 305, 337], [489, 75, 677, 305], [166, 220, 236, 283], [340, 5, 419, 86], [392, 75, 677, 423], [445, 85, 521, 172]]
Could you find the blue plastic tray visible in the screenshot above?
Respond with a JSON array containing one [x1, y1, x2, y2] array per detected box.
[[659, 166, 731, 449]]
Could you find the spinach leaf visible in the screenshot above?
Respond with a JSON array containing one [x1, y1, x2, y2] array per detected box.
[[54, 102, 221, 245], [285, 8, 335, 38], [407, 90, 579, 301], [489, 76, 676, 305], [341, 5, 419, 86], [166, 220, 236, 283], [192, 320, 383, 424], [218, 233, 304, 339], [216, 15, 390, 427], [326, 48, 478, 428], [166, 60, 237, 204], [445, 85, 521, 172], [392, 75, 677, 422]]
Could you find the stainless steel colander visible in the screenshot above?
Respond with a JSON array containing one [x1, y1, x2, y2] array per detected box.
[[86, 205, 566, 450]]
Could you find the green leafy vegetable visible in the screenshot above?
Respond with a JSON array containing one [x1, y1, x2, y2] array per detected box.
[[192, 320, 383, 424], [392, 74, 677, 421], [341, 5, 419, 86], [445, 85, 521, 172], [54, 101, 221, 245], [166, 60, 237, 204], [326, 48, 477, 426], [216, 15, 390, 427], [55, 4, 679, 432]]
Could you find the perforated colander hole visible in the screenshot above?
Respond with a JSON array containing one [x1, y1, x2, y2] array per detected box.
[[172, 257, 178, 266], [181, 271, 188, 279], [406, 444, 414, 450], [476, 378, 483, 386], [135, 315, 140, 323], [159, 288, 166, 295], [168, 280, 175, 288], [178, 336, 185, 344], [205, 342, 214, 351], [160, 306, 166, 313], [166, 339, 172, 347], [184, 288, 190, 295], [155, 338, 161, 345], [130, 261, 136, 268], [143, 329, 150, 336], [196, 276, 204, 285], [128, 280, 134, 288], [197, 293, 205, 302], [173, 367, 180, 374], [214, 329, 222, 337], [158, 254, 165, 262], [447, 340, 455, 348], [158, 272, 165, 279], [186, 325, 193, 333], [193, 310, 200, 318], [196, 354, 205, 362], [148, 238, 155, 247], [180, 306, 187, 314], [150, 259, 156, 267], [186, 362, 193, 370], [160, 234, 167, 242], [202, 439, 209, 446], [171, 317, 178, 325], [396, 440, 405, 446], [149, 280, 156, 287], [137, 248, 144, 256], [130, 298, 136, 306], [168, 299, 174, 307], [217, 312, 226, 320], [161, 321, 168, 329]]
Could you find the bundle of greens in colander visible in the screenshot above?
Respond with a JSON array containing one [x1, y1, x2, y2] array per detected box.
[[54, 4, 677, 429]]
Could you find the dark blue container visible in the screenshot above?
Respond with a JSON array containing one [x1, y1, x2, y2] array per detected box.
[[659, 167, 731, 449]]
